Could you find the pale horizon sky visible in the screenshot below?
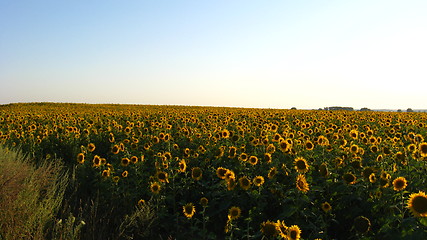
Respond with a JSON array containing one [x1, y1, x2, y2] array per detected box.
[[1, 0, 426, 110]]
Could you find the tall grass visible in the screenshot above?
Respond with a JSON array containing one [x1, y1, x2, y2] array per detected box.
[[0, 146, 69, 239]]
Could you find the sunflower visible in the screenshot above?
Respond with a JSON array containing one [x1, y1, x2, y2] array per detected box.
[[224, 169, 236, 181], [419, 142, 427, 157], [287, 225, 302, 240], [305, 140, 314, 150], [407, 143, 417, 152], [199, 197, 208, 207], [253, 176, 265, 187], [266, 143, 276, 154], [369, 173, 377, 183], [350, 144, 359, 154], [272, 133, 282, 142], [130, 156, 138, 164], [395, 151, 405, 161], [150, 182, 161, 194], [101, 169, 110, 178], [260, 220, 278, 237], [77, 153, 85, 164], [163, 152, 172, 161], [350, 129, 358, 139], [264, 153, 272, 164], [362, 167, 375, 179], [178, 159, 187, 173], [183, 203, 196, 219], [227, 178, 237, 191], [87, 143, 96, 152], [228, 206, 241, 220], [392, 177, 407, 191], [268, 167, 277, 179], [112, 176, 120, 183], [228, 146, 237, 158], [111, 144, 120, 154], [296, 174, 309, 193], [343, 173, 356, 184], [276, 220, 288, 239], [294, 157, 309, 173], [156, 171, 169, 183], [238, 152, 248, 162], [122, 170, 128, 178], [216, 167, 228, 179], [353, 216, 371, 234], [248, 156, 259, 165], [191, 167, 202, 181], [152, 136, 160, 144], [221, 129, 230, 138], [279, 139, 290, 152], [321, 202, 332, 213], [121, 158, 130, 167], [239, 176, 251, 190], [92, 155, 101, 167], [319, 163, 328, 177], [138, 199, 145, 206], [407, 191, 427, 217]]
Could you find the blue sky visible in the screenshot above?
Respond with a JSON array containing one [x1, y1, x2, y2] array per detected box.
[[1, 0, 426, 109]]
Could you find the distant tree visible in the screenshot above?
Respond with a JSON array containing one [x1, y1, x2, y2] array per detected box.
[[360, 107, 371, 111], [407, 108, 414, 112], [397, 109, 402, 112], [291, 107, 297, 110]]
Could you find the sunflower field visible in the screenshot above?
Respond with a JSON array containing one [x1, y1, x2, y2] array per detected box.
[[1, 103, 426, 239]]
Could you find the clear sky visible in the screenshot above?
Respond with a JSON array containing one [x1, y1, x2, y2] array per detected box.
[[1, 0, 426, 109]]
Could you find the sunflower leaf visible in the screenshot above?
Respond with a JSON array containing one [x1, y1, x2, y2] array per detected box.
[[419, 217, 427, 227]]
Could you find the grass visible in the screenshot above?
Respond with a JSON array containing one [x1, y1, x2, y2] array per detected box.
[[0, 146, 69, 240]]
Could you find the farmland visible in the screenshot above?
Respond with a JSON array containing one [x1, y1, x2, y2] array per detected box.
[[1, 103, 427, 239]]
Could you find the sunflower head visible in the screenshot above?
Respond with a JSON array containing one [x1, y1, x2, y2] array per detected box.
[[343, 173, 356, 184], [150, 182, 161, 194], [183, 203, 196, 219], [216, 167, 228, 179], [77, 153, 85, 164], [392, 177, 407, 191], [419, 142, 427, 157], [253, 176, 265, 187], [319, 163, 328, 177], [239, 176, 251, 190], [294, 157, 309, 173], [228, 206, 241, 221], [321, 202, 332, 213], [130, 156, 138, 164], [199, 197, 208, 207], [305, 140, 314, 150], [156, 171, 169, 183], [353, 216, 371, 234], [92, 155, 101, 167], [87, 143, 96, 152], [296, 174, 309, 193], [287, 225, 302, 240], [276, 220, 288, 239], [111, 145, 120, 154], [248, 156, 258, 165], [121, 158, 130, 167], [268, 167, 278, 179], [260, 220, 278, 237], [178, 159, 187, 173], [407, 191, 427, 217], [191, 167, 203, 181]]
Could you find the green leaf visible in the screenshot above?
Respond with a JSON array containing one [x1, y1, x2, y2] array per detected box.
[[419, 217, 427, 227]]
